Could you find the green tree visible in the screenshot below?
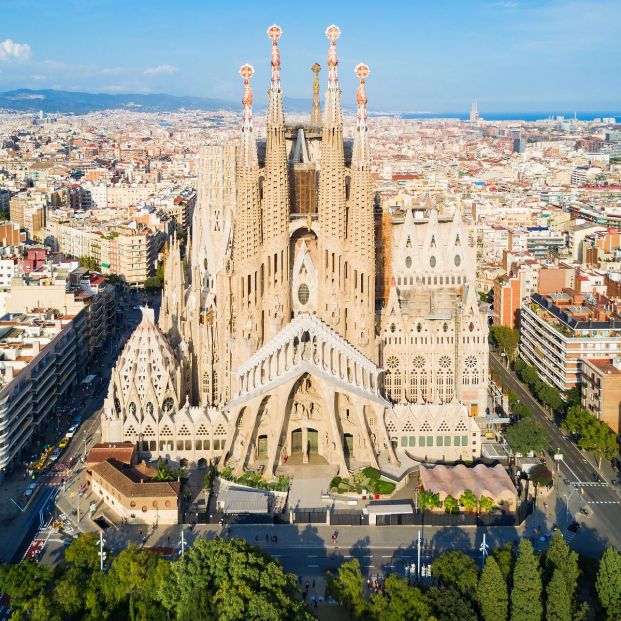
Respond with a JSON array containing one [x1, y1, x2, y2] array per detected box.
[[536, 384, 564, 412], [493, 543, 515, 583], [418, 490, 442, 512], [512, 403, 533, 419], [479, 495, 495, 513], [0, 561, 53, 616], [545, 569, 571, 621], [64, 532, 101, 570], [161, 537, 312, 621], [444, 495, 459, 514], [431, 551, 479, 599], [478, 556, 508, 621], [562, 405, 590, 436], [596, 547, 621, 620], [490, 326, 520, 363], [144, 274, 164, 291], [544, 531, 579, 604], [564, 387, 581, 410], [429, 585, 478, 621], [578, 418, 619, 468], [326, 558, 369, 620], [520, 364, 539, 387], [506, 417, 549, 455], [369, 574, 431, 621], [105, 545, 170, 621], [459, 490, 478, 513], [510, 539, 543, 621]]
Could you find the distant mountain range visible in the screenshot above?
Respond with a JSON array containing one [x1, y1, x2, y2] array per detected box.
[[0, 88, 315, 115]]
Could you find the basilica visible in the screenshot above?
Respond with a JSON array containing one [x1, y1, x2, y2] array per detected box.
[[101, 25, 488, 478]]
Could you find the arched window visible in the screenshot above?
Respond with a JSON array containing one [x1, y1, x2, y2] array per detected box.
[[393, 368, 402, 402], [437, 356, 452, 404], [384, 370, 393, 401], [408, 356, 425, 403]]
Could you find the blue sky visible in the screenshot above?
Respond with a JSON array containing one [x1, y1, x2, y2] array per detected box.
[[0, 0, 619, 112]]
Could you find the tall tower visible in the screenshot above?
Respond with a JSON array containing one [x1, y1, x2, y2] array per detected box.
[[317, 25, 348, 334], [310, 63, 321, 126], [470, 100, 479, 122], [233, 63, 263, 359], [348, 63, 376, 359], [262, 24, 292, 340]]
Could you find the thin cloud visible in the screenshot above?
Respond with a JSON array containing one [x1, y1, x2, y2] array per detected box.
[[0, 38, 31, 61], [144, 64, 178, 75]]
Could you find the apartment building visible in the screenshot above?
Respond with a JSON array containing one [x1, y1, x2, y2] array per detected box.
[[581, 357, 621, 434], [57, 221, 163, 287], [520, 291, 621, 391], [0, 310, 80, 480], [9, 191, 48, 239]]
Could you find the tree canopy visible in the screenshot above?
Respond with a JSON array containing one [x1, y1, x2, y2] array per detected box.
[[510, 539, 543, 621], [478, 556, 508, 621], [490, 326, 520, 362], [506, 416, 549, 455]]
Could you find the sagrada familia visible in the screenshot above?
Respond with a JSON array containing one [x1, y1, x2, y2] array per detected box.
[[102, 25, 488, 478]]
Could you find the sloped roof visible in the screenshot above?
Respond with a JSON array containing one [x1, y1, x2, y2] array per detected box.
[[420, 463, 517, 501]]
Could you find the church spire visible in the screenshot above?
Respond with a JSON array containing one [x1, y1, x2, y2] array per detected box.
[[263, 24, 290, 244], [352, 63, 370, 167], [235, 63, 261, 263], [318, 24, 346, 243], [311, 63, 321, 126], [239, 63, 257, 169], [323, 24, 343, 128], [266, 24, 284, 127]]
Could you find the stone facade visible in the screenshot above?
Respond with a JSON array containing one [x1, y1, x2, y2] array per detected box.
[[101, 25, 489, 477]]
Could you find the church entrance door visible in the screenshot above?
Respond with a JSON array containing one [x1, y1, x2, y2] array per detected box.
[[257, 435, 268, 458], [307, 429, 318, 455], [291, 428, 303, 454]]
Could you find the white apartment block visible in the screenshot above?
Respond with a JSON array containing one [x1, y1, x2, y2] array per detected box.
[[520, 292, 621, 391]]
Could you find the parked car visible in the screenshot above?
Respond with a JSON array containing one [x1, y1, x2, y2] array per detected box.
[[59, 437, 69, 449]]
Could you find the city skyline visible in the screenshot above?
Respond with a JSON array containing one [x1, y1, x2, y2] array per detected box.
[[0, 0, 620, 112]]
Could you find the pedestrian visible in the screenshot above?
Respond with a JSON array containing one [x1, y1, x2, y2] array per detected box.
[[312, 579, 315, 589], [298, 575, 302, 584], [266, 534, 269, 543], [306, 580, 310, 590], [255, 535, 259, 543], [139, 528, 143, 536], [274, 534, 278, 543]]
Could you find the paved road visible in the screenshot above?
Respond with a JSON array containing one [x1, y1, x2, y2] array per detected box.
[[490, 352, 621, 551]]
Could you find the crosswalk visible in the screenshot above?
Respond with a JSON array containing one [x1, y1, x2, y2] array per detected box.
[[587, 500, 621, 505], [563, 530, 577, 543], [569, 481, 609, 487]]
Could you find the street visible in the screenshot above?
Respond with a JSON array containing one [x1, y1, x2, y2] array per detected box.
[[0, 293, 147, 564], [490, 351, 621, 552]]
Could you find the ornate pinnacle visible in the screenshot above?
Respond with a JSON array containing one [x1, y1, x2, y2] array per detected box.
[[325, 24, 340, 88], [239, 63, 255, 130], [267, 24, 282, 86], [312, 63, 321, 95], [311, 63, 321, 125], [354, 63, 369, 131]]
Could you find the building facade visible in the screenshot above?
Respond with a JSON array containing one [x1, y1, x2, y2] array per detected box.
[[520, 291, 621, 391], [581, 357, 621, 434], [102, 25, 489, 476]]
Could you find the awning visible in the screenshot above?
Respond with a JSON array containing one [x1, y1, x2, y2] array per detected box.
[[365, 500, 414, 516]]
